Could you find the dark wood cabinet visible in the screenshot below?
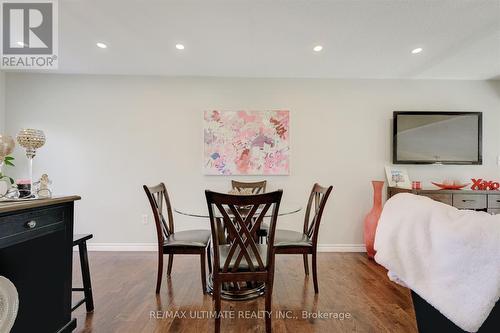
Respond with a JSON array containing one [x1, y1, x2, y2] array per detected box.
[[0, 196, 80, 333], [388, 187, 500, 214]]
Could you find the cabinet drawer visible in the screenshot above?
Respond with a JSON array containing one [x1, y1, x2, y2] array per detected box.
[[421, 193, 452, 205], [453, 194, 487, 209], [0, 207, 65, 243], [487, 195, 500, 209], [487, 209, 500, 215]]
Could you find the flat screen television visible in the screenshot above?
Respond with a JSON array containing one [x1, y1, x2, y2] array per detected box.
[[393, 111, 482, 165]]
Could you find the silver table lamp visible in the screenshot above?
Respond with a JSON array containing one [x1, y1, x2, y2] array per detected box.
[[16, 129, 46, 195]]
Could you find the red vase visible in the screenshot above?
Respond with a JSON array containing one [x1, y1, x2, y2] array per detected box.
[[364, 180, 384, 259]]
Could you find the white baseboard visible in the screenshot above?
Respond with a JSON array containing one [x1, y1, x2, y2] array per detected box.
[[318, 244, 366, 252], [84, 243, 366, 253], [85, 243, 157, 251]]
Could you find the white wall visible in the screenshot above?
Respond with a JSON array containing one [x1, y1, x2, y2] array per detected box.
[[4, 74, 500, 249], [0, 71, 5, 131]]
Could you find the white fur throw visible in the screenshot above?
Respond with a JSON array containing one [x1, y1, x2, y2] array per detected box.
[[375, 193, 500, 332]]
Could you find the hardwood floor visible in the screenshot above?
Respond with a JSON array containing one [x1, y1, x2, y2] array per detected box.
[[72, 252, 417, 332]]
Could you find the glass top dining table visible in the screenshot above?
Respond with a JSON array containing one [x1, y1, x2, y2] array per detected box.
[[174, 203, 302, 219], [174, 202, 302, 301]]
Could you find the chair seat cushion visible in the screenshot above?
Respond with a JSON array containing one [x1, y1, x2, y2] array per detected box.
[[218, 244, 268, 270], [164, 230, 210, 247], [274, 229, 312, 247]]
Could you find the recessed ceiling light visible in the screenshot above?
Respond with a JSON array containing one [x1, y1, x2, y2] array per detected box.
[[96, 42, 108, 49], [411, 47, 423, 54], [313, 45, 323, 52], [175, 43, 185, 50]]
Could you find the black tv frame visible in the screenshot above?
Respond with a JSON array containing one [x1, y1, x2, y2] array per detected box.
[[393, 111, 483, 165]]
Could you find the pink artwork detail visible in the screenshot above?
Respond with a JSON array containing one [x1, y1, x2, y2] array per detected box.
[[204, 110, 290, 175]]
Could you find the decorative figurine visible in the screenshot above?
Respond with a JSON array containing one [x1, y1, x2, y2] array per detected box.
[[36, 174, 52, 198]]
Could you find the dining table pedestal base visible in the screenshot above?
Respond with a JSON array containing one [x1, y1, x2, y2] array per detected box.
[[207, 275, 266, 301]]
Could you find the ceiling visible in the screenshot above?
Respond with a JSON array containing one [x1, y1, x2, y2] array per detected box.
[[12, 0, 500, 79]]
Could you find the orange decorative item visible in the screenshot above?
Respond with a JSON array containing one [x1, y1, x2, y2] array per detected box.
[[431, 182, 469, 190], [364, 180, 384, 259]]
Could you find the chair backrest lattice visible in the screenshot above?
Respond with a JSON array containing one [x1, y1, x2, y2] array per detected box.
[[205, 190, 282, 274], [231, 180, 267, 194], [303, 184, 333, 245], [143, 183, 175, 244]]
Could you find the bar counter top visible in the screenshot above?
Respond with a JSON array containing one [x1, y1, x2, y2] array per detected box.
[[0, 195, 81, 214]]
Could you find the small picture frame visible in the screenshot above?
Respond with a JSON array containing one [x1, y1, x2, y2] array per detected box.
[[385, 166, 412, 189]]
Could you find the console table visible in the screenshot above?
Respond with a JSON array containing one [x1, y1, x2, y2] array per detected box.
[[0, 196, 81, 333], [388, 187, 500, 214]]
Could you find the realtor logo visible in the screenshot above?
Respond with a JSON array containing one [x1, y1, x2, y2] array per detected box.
[[1, 0, 58, 69]]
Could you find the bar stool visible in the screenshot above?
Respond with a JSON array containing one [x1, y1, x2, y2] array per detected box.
[[72, 234, 94, 312]]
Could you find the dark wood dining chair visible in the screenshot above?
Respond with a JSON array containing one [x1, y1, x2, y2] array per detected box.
[[205, 190, 282, 333], [231, 180, 267, 194], [231, 180, 268, 242], [273, 183, 333, 294], [143, 183, 211, 294]]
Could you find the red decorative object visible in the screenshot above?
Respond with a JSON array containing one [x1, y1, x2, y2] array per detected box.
[[364, 180, 384, 259], [431, 182, 469, 190], [471, 179, 500, 191]]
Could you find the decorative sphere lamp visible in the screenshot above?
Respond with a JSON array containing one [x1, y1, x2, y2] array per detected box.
[[16, 129, 46, 194]]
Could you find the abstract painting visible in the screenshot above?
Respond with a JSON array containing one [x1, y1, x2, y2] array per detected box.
[[204, 110, 290, 175]]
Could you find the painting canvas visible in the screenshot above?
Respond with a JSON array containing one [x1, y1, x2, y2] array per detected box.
[[204, 110, 290, 175]]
